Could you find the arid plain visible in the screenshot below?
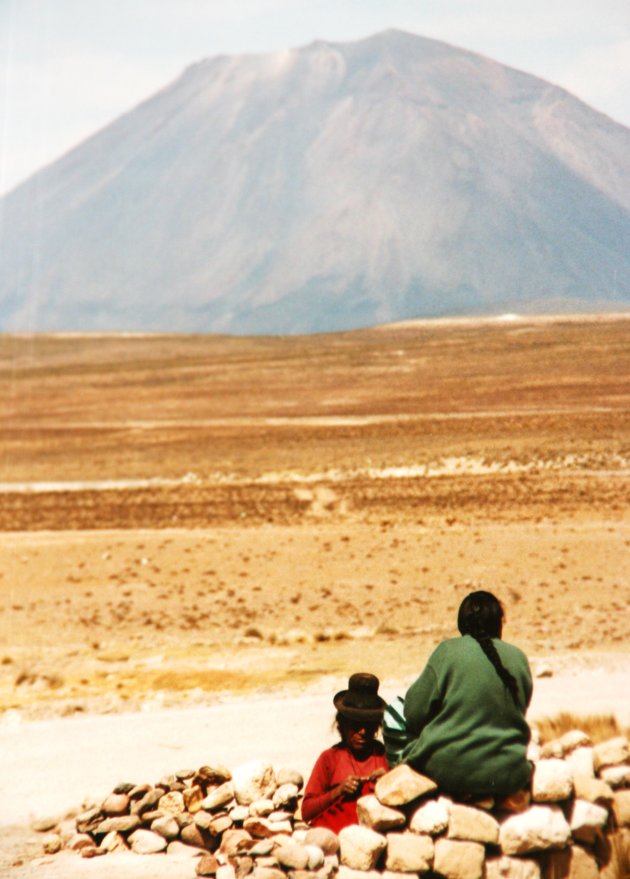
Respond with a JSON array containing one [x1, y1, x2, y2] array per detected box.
[[0, 315, 629, 722]]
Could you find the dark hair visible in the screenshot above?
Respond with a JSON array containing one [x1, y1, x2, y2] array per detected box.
[[457, 590, 519, 704]]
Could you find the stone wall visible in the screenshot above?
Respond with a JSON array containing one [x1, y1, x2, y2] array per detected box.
[[37, 729, 630, 879]]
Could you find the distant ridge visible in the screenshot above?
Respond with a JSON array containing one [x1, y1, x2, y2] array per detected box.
[[1, 29, 629, 333]]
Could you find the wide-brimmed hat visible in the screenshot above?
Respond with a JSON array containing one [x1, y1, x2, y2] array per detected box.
[[333, 673, 386, 723]]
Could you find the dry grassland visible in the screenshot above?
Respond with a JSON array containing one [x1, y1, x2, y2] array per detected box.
[[0, 316, 628, 718]]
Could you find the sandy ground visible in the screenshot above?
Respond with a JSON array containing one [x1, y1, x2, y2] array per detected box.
[[1, 320, 628, 877], [2, 661, 630, 878]]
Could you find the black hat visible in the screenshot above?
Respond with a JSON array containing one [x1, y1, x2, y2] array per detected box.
[[333, 673, 386, 723]]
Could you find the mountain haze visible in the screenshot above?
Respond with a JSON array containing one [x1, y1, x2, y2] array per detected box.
[[1, 29, 629, 333]]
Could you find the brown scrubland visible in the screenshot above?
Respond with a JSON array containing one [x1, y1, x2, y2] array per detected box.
[[0, 315, 628, 719]]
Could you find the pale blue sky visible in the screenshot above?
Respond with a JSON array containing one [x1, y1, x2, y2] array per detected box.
[[1, 0, 628, 195]]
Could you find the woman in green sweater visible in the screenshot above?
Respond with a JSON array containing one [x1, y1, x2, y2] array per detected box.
[[401, 590, 532, 798]]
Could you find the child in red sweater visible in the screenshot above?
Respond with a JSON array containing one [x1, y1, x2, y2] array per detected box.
[[302, 673, 389, 833]]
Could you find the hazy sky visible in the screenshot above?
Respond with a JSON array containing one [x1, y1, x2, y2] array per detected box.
[[1, 0, 628, 196]]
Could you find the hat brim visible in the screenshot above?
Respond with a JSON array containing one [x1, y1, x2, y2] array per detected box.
[[333, 689, 386, 723]]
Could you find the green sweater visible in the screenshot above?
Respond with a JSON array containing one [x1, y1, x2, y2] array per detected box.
[[402, 635, 532, 797]]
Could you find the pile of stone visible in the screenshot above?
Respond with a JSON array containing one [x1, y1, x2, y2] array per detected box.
[[37, 730, 629, 879]]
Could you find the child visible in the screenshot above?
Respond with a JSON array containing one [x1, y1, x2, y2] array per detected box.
[[301, 673, 389, 833]]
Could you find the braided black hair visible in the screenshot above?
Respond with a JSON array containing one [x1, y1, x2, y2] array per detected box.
[[457, 590, 520, 704]]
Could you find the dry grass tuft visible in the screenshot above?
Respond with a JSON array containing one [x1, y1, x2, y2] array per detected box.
[[600, 830, 630, 879], [534, 711, 627, 744]]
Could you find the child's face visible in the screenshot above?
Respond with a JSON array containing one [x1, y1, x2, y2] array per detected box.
[[342, 718, 378, 755]]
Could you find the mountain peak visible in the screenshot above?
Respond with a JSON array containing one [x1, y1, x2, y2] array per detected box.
[[1, 31, 628, 333]]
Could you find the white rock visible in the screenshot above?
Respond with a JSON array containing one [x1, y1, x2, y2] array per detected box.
[[569, 799, 609, 844], [433, 838, 485, 879], [339, 824, 387, 870], [128, 828, 168, 854], [385, 831, 434, 872], [447, 803, 500, 844], [274, 843, 310, 870], [100, 831, 128, 853], [593, 737, 629, 770], [485, 855, 541, 879], [233, 761, 276, 805], [565, 747, 595, 779], [216, 865, 236, 879], [499, 804, 572, 854], [531, 759, 573, 802], [527, 742, 542, 763], [600, 765, 630, 788], [357, 794, 407, 832], [305, 844, 325, 870], [273, 783, 299, 808], [203, 782, 235, 811], [249, 798, 275, 816], [409, 796, 450, 835], [375, 764, 437, 806], [560, 730, 592, 753]]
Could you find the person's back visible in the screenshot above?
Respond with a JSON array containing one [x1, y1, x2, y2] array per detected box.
[[402, 633, 532, 796]]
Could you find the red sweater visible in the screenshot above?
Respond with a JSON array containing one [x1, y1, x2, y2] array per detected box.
[[302, 742, 389, 833]]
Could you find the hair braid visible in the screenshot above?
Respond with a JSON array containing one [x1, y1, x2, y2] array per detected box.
[[457, 590, 520, 705], [476, 635, 520, 704]]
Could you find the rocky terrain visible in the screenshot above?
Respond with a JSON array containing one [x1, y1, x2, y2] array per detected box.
[[29, 727, 630, 879]]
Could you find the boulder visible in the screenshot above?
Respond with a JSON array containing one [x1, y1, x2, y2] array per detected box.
[[128, 828, 168, 854], [409, 796, 450, 835], [151, 814, 180, 841], [599, 765, 630, 788], [95, 814, 141, 835], [447, 803, 500, 844], [220, 828, 255, 856], [249, 798, 275, 816], [203, 782, 236, 811], [572, 775, 613, 806], [339, 824, 387, 870], [100, 831, 129, 852], [593, 738, 629, 771], [385, 831, 433, 872], [560, 732, 592, 754], [304, 826, 340, 855], [216, 865, 237, 879], [101, 793, 130, 815], [375, 764, 437, 806], [130, 788, 163, 815], [196, 765, 233, 787], [185, 785, 205, 813], [336, 869, 382, 879], [233, 761, 276, 805], [531, 760, 573, 802], [500, 805, 572, 854], [357, 794, 407, 832], [196, 853, 220, 874], [273, 783, 300, 808], [159, 790, 186, 815], [564, 748, 594, 779], [305, 843, 325, 869], [275, 843, 310, 870], [485, 855, 541, 879], [276, 768, 304, 788], [433, 838, 485, 879], [568, 799, 609, 844]]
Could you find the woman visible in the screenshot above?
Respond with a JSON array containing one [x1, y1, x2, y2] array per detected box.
[[401, 590, 532, 798], [302, 673, 389, 832]]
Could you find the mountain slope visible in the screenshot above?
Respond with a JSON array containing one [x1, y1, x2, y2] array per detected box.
[[1, 29, 629, 333]]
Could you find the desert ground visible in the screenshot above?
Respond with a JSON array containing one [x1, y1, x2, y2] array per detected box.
[[0, 314, 628, 876]]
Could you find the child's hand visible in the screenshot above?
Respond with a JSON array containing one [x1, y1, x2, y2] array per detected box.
[[369, 767, 387, 782], [339, 774, 362, 795]]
